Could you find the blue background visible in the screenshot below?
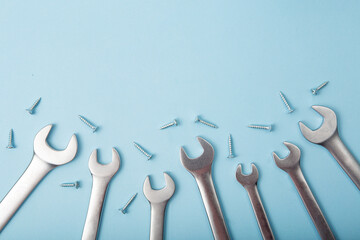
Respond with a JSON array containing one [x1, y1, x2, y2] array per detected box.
[[0, 1, 360, 239]]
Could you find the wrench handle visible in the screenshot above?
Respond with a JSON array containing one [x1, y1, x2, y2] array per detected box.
[[82, 178, 109, 240], [149, 202, 167, 240], [323, 133, 360, 190], [196, 173, 230, 240], [246, 186, 274, 240], [0, 155, 54, 232], [289, 167, 335, 240]]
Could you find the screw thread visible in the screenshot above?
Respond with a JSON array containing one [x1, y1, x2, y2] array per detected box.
[[134, 142, 152, 159], [120, 193, 137, 213], [195, 116, 218, 128], [227, 134, 234, 158], [248, 125, 272, 131], [29, 98, 41, 110], [279, 91, 294, 113], [317, 81, 329, 91], [79, 115, 98, 132], [160, 120, 177, 130], [6, 129, 14, 149]]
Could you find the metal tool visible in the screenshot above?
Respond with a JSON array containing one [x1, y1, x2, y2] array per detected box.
[[279, 91, 294, 113], [143, 173, 175, 240], [227, 134, 235, 158], [6, 129, 15, 149], [0, 124, 78, 231], [26, 97, 41, 114], [180, 137, 229, 240], [120, 193, 137, 214], [82, 148, 120, 240], [248, 124, 272, 132], [195, 116, 218, 128], [79, 115, 98, 132], [60, 181, 80, 189], [311, 81, 329, 95], [299, 105, 360, 190], [272, 142, 334, 240], [160, 119, 178, 130], [236, 163, 274, 240], [134, 142, 153, 160]]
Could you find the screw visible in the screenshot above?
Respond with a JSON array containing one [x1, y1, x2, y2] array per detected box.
[[78, 115, 98, 132], [227, 134, 235, 158], [195, 116, 218, 128], [160, 119, 178, 130], [279, 91, 294, 113], [6, 129, 15, 149], [60, 181, 80, 189], [119, 193, 137, 214], [311, 81, 329, 95], [248, 124, 272, 131], [26, 97, 41, 114], [133, 142, 153, 160]]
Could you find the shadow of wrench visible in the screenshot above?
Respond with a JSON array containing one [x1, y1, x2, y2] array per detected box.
[[82, 148, 120, 240], [180, 137, 230, 240], [273, 142, 335, 240], [143, 172, 175, 240], [236, 163, 274, 240], [299, 105, 360, 190], [0, 124, 78, 232]]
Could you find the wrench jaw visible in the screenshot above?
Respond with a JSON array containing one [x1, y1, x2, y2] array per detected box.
[[272, 142, 301, 172], [180, 137, 214, 176], [143, 173, 175, 204], [88, 148, 121, 178], [299, 105, 338, 145], [236, 163, 259, 188], [33, 124, 78, 166]]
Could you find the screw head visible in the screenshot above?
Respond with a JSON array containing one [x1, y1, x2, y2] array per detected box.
[[147, 155, 153, 160], [120, 209, 127, 214], [74, 181, 80, 189], [26, 108, 34, 114], [311, 89, 318, 95], [173, 119, 178, 126], [194, 116, 200, 123], [287, 109, 294, 113], [92, 127, 98, 133], [227, 154, 235, 159]]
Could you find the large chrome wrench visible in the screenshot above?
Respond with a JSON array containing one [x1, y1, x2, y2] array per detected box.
[[180, 137, 230, 240], [273, 142, 335, 240], [0, 124, 78, 232], [82, 148, 120, 240], [236, 163, 274, 240], [299, 105, 360, 190], [143, 172, 175, 240]]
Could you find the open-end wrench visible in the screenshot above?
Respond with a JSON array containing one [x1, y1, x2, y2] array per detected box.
[[236, 163, 274, 240], [299, 105, 360, 190], [180, 137, 230, 240], [0, 124, 78, 232], [82, 148, 120, 240], [273, 142, 335, 240], [143, 172, 175, 240]]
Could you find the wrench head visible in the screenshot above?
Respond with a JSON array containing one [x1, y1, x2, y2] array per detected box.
[[299, 105, 338, 144], [88, 148, 120, 178], [33, 125, 78, 166], [180, 137, 214, 175], [272, 142, 301, 171], [143, 173, 175, 204], [236, 163, 259, 187]]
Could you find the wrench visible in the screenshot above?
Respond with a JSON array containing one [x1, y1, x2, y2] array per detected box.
[[82, 148, 120, 240], [236, 163, 274, 240], [180, 137, 230, 240], [143, 172, 175, 240], [299, 105, 360, 190], [272, 142, 335, 240], [0, 124, 78, 232]]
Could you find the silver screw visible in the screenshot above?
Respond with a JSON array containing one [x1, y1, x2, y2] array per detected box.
[[6, 129, 15, 149], [119, 193, 137, 214], [227, 134, 235, 158], [311, 81, 329, 95], [248, 124, 272, 131], [160, 119, 178, 130], [60, 181, 80, 189], [79, 115, 98, 132], [134, 142, 153, 160], [279, 91, 294, 113], [26, 97, 41, 114], [195, 116, 218, 128]]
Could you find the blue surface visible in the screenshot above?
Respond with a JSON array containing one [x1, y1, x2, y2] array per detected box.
[[0, 1, 360, 239]]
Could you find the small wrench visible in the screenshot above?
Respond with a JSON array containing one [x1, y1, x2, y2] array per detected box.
[[236, 163, 274, 240], [143, 172, 175, 240], [273, 142, 335, 240], [180, 137, 230, 240], [0, 124, 78, 232], [299, 105, 360, 190], [82, 148, 120, 240]]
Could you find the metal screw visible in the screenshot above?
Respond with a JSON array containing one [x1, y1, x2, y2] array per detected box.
[[160, 119, 178, 130], [227, 134, 235, 158], [195, 116, 218, 128], [134, 142, 152, 160], [119, 193, 137, 214], [311, 81, 329, 95], [60, 181, 80, 189], [79, 115, 98, 132], [248, 124, 272, 131], [26, 97, 41, 114], [6, 129, 15, 149], [279, 91, 294, 113]]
